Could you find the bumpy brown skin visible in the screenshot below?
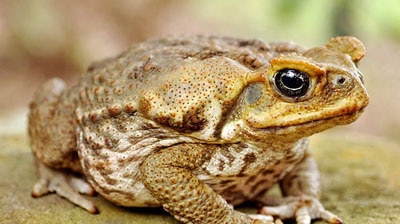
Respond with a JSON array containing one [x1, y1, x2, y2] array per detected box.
[[28, 36, 369, 224]]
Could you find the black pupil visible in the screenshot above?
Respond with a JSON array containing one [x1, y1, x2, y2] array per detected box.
[[281, 72, 304, 89], [274, 69, 310, 97]]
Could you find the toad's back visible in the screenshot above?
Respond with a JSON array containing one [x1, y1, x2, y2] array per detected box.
[[75, 36, 302, 135]]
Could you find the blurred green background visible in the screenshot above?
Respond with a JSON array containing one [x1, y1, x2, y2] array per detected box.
[[0, 0, 399, 142]]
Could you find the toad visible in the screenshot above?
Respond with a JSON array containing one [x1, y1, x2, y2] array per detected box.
[[28, 35, 369, 224]]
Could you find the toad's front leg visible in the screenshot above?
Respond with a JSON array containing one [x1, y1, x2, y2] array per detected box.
[[258, 151, 342, 224], [141, 143, 273, 224]]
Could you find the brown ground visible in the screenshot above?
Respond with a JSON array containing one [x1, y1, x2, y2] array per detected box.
[[1, 132, 399, 224], [0, 2, 398, 142]]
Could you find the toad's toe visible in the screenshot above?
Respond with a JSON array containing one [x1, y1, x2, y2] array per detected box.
[[259, 195, 342, 224], [32, 161, 98, 214]]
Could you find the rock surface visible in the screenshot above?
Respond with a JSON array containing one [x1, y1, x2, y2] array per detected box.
[[1, 131, 399, 224]]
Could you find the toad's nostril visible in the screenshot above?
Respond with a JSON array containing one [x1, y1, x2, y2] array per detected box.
[[332, 75, 350, 88]]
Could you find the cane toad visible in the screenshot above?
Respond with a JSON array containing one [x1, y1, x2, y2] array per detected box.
[[28, 35, 369, 224]]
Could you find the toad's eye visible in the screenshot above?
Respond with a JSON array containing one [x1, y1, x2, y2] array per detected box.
[[273, 69, 310, 98]]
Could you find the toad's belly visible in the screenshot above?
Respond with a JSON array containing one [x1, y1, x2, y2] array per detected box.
[[197, 162, 295, 206], [193, 141, 306, 205], [77, 110, 307, 207]]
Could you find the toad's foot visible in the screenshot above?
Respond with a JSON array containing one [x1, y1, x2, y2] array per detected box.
[[31, 161, 98, 214], [258, 195, 342, 224], [248, 214, 274, 224]]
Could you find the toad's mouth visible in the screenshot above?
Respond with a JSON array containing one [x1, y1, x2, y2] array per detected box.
[[256, 108, 366, 136]]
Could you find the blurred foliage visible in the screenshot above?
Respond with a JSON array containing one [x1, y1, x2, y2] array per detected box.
[[0, 0, 399, 139], [1, 0, 399, 72], [274, 0, 303, 20]]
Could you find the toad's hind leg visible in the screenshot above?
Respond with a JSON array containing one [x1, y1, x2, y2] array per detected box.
[[31, 161, 98, 213], [28, 78, 97, 213]]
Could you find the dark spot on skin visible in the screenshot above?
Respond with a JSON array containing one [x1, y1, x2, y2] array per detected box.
[[219, 179, 233, 185], [243, 152, 256, 164], [239, 153, 256, 174], [154, 116, 169, 127], [134, 71, 144, 80], [108, 105, 122, 117], [250, 179, 270, 194], [181, 108, 207, 131], [245, 175, 256, 185], [218, 159, 225, 171], [238, 40, 253, 47], [262, 169, 274, 176], [143, 60, 161, 73], [285, 152, 297, 161], [273, 173, 281, 180], [104, 176, 117, 186], [238, 143, 248, 148], [222, 185, 240, 195], [104, 138, 113, 148], [154, 107, 207, 133], [219, 149, 236, 166], [213, 128, 222, 139], [238, 39, 270, 52], [127, 66, 145, 81], [197, 49, 227, 60], [89, 112, 100, 122]]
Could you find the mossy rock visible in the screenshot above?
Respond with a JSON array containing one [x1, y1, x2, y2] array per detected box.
[[0, 132, 399, 224]]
